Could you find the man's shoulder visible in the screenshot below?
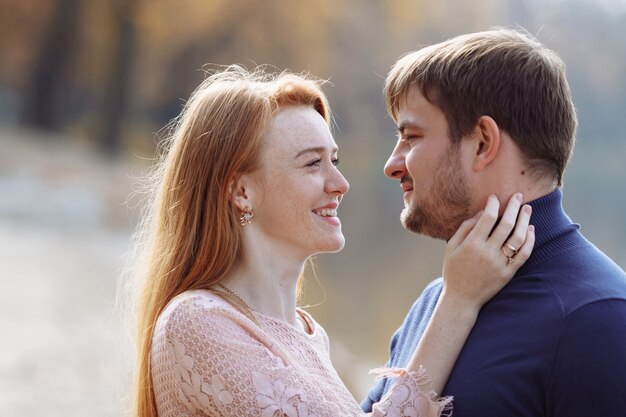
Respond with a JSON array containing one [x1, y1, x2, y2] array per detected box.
[[532, 238, 626, 314], [393, 278, 444, 335], [406, 277, 443, 316], [424, 276, 444, 292], [385, 277, 445, 367]]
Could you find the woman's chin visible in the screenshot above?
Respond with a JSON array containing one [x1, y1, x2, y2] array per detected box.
[[316, 236, 346, 254]]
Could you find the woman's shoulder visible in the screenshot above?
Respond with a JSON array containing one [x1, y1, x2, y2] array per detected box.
[[162, 289, 233, 316], [165, 289, 233, 312], [155, 289, 253, 339]]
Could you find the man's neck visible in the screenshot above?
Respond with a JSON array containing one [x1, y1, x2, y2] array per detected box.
[[516, 182, 558, 206], [487, 172, 558, 214]]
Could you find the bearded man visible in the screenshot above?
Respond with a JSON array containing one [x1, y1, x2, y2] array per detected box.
[[362, 28, 626, 417]]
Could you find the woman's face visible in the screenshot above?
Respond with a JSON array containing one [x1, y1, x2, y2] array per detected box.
[[248, 106, 349, 258]]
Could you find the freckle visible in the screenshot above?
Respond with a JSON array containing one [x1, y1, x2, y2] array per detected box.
[[521, 170, 526, 175]]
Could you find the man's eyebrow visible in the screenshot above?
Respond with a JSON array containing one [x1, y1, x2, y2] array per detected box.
[[396, 121, 423, 135], [295, 146, 338, 159]]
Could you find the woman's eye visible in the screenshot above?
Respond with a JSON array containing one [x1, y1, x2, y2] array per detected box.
[[305, 159, 321, 167], [332, 158, 340, 166]]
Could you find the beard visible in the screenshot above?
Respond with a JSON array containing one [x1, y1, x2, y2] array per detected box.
[[400, 145, 471, 240]]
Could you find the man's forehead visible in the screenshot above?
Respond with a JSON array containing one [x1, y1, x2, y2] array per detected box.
[[400, 85, 429, 107], [396, 107, 427, 130], [396, 87, 442, 127]]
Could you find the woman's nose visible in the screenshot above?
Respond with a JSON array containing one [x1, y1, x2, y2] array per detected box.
[[327, 166, 349, 195]]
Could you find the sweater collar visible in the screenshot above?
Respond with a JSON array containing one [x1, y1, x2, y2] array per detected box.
[[519, 188, 581, 270]]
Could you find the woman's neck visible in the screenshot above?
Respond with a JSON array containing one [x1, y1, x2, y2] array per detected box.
[[220, 247, 305, 327]]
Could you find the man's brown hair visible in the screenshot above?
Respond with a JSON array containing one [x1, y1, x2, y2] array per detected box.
[[385, 28, 577, 185]]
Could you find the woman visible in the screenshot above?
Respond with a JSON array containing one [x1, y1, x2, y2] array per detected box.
[[130, 66, 534, 416]]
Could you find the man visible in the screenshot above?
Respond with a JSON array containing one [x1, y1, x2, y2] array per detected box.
[[362, 28, 626, 416]]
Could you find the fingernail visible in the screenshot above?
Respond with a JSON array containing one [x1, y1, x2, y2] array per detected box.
[[524, 205, 532, 214], [516, 192, 523, 201], [529, 225, 535, 232]]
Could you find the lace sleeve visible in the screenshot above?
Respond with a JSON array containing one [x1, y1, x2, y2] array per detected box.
[[369, 368, 453, 417]]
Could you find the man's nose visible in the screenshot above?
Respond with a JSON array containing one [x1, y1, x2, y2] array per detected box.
[[384, 145, 407, 180]]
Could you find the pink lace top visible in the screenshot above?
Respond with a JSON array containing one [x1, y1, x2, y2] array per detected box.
[[151, 290, 452, 416]]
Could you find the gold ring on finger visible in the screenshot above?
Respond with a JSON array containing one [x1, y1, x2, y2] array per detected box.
[[502, 243, 518, 257], [501, 246, 515, 265]]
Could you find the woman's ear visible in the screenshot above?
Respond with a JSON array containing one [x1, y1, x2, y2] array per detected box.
[[228, 174, 252, 211], [472, 115, 501, 172]]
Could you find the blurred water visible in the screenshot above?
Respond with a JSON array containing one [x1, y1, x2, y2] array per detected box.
[[0, 222, 131, 416], [0, 129, 133, 416]]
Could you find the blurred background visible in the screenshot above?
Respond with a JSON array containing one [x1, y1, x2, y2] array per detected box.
[[1, 0, 625, 415]]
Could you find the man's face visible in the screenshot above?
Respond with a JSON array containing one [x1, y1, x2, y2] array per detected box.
[[384, 86, 472, 240]]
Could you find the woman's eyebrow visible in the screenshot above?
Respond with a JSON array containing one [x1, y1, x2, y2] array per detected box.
[[294, 146, 337, 159]]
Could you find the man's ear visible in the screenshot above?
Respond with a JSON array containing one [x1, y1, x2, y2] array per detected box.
[[228, 174, 252, 211], [471, 115, 501, 172]]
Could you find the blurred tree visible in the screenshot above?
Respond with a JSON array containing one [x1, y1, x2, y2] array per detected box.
[[137, 0, 337, 126], [21, 0, 81, 130], [98, 0, 140, 155]]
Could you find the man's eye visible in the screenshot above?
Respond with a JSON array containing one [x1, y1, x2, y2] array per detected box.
[[401, 136, 419, 144]]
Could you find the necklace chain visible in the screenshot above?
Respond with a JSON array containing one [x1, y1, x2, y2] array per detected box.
[[216, 283, 250, 309], [215, 283, 310, 333]]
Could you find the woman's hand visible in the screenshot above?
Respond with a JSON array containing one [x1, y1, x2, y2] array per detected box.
[[441, 193, 535, 311]]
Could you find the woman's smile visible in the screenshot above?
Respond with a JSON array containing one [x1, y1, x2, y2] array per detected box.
[[312, 207, 341, 226]]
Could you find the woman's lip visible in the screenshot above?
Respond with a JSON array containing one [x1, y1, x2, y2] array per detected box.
[[318, 215, 341, 226], [313, 203, 339, 210], [313, 211, 341, 226]]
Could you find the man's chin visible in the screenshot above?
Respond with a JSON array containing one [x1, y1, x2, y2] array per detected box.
[[400, 208, 455, 240]]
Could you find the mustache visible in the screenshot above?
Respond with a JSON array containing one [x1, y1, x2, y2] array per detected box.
[[400, 174, 413, 185]]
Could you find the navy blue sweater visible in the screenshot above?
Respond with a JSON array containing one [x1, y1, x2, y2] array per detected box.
[[362, 189, 626, 416]]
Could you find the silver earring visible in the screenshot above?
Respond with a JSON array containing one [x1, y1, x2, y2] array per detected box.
[[240, 208, 254, 225]]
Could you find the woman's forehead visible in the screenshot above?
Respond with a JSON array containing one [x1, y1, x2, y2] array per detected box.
[[263, 107, 335, 155]]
